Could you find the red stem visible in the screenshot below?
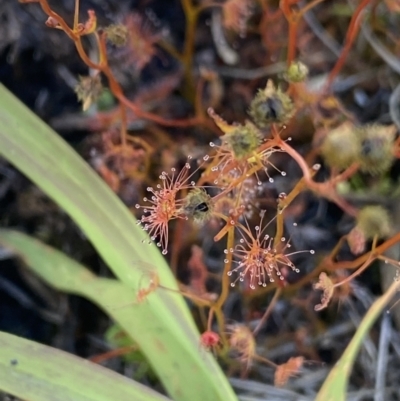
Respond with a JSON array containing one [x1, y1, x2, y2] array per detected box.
[[325, 0, 371, 91]]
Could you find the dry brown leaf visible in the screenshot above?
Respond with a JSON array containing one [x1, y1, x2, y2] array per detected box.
[[313, 272, 334, 311], [347, 226, 366, 255], [222, 0, 253, 34], [274, 356, 304, 387], [228, 325, 256, 369]]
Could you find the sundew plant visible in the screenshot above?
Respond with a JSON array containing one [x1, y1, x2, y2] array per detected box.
[[3, 0, 400, 396]]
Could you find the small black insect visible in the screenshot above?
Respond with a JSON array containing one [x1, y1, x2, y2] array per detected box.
[[194, 202, 209, 213]]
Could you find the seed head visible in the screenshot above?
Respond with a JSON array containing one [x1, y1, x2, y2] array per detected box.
[[105, 23, 129, 46], [207, 108, 285, 185], [357, 124, 396, 175], [249, 80, 294, 127], [285, 61, 309, 83], [74, 74, 103, 111], [223, 121, 262, 160], [355, 205, 392, 240], [320, 122, 359, 170], [321, 123, 396, 174]]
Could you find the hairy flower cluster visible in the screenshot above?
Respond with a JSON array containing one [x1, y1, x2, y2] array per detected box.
[[136, 81, 295, 257], [135, 161, 195, 253], [110, 12, 161, 72], [135, 159, 214, 254], [227, 211, 314, 289]]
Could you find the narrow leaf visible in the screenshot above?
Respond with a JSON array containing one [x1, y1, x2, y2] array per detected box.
[[315, 279, 400, 401], [0, 331, 170, 401]]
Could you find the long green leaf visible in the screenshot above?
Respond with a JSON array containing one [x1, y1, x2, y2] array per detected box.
[[0, 84, 237, 401], [315, 278, 400, 401], [0, 330, 170, 401], [0, 230, 207, 399]]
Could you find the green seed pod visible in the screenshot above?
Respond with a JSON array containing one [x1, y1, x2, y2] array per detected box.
[[356, 205, 392, 240], [285, 61, 309, 83], [320, 122, 360, 170], [223, 121, 261, 160], [357, 124, 396, 175], [248, 80, 294, 127], [182, 188, 214, 223], [74, 74, 103, 111], [104, 24, 129, 46]]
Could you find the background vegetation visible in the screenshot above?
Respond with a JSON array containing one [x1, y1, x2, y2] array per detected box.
[[1, 0, 400, 400]]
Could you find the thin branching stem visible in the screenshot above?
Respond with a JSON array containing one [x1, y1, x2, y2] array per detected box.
[[325, 0, 371, 91], [253, 288, 282, 336], [333, 236, 378, 288]]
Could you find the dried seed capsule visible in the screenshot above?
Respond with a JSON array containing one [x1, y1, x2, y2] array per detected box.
[[223, 121, 261, 160], [357, 124, 396, 175], [356, 205, 392, 240], [249, 80, 294, 127], [104, 24, 129, 46], [285, 61, 309, 83], [74, 74, 103, 111], [320, 122, 360, 170]]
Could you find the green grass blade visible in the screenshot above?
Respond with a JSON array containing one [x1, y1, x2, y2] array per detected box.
[[315, 279, 400, 401], [0, 330, 170, 401], [0, 230, 224, 399], [0, 84, 237, 401]]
